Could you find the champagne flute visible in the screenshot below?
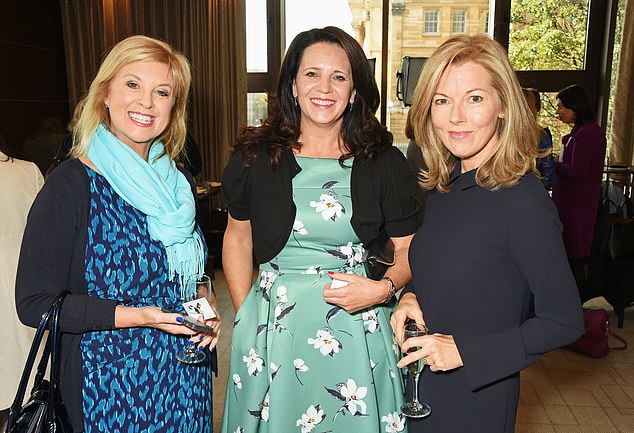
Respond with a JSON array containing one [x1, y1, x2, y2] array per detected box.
[[176, 274, 215, 364], [400, 321, 431, 418]]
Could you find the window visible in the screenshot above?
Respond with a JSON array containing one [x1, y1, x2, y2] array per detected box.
[[424, 10, 440, 34], [451, 9, 467, 33], [479, 9, 489, 34]]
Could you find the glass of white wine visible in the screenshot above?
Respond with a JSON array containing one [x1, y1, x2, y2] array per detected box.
[[400, 321, 432, 418], [175, 274, 214, 364]]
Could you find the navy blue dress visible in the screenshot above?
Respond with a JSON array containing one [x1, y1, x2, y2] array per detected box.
[[80, 167, 213, 432]]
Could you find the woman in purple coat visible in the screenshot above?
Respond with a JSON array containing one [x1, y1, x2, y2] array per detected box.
[[552, 84, 607, 293]]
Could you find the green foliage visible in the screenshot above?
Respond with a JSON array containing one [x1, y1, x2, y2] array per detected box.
[[509, 0, 589, 71]]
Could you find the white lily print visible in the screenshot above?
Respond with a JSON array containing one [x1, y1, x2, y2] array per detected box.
[[243, 348, 264, 376], [381, 412, 406, 432], [338, 242, 364, 268], [362, 309, 379, 334], [310, 193, 344, 221], [276, 285, 288, 304], [293, 220, 308, 235], [307, 329, 341, 357], [233, 428, 244, 433], [232, 373, 242, 402], [259, 271, 277, 300], [303, 266, 323, 275], [340, 378, 368, 415], [261, 393, 270, 422], [293, 358, 310, 385], [296, 404, 325, 433]]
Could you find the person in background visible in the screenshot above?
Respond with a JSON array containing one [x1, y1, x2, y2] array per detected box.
[[392, 34, 584, 433], [0, 135, 44, 431], [405, 109, 428, 223], [15, 35, 220, 433], [522, 87, 554, 190], [221, 26, 419, 432], [552, 84, 607, 299]]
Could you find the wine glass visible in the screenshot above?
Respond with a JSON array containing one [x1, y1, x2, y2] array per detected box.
[[400, 321, 432, 418], [176, 274, 214, 364]]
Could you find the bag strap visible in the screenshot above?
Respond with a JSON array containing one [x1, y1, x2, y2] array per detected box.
[[608, 329, 628, 351], [47, 291, 65, 428], [7, 292, 68, 428]]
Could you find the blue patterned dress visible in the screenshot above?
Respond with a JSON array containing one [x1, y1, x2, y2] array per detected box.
[[80, 167, 213, 433], [221, 157, 406, 433]]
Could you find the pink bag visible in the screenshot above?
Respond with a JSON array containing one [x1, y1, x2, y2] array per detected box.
[[564, 308, 627, 358]]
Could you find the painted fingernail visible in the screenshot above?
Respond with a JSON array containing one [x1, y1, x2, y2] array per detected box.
[[198, 346, 204, 351], [199, 335, 204, 340], [176, 317, 184, 323], [328, 271, 334, 276]]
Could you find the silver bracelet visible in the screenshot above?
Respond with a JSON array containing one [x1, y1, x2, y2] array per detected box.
[[382, 276, 396, 303]]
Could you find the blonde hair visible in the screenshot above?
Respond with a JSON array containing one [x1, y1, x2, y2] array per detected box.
[[409, 34, 539, 192], [70, 35, 191, 161]]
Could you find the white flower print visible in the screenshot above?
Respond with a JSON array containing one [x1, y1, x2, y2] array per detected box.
[[310, 193, 344, 221], [293, 219, 308, 235], [296, 404, 325, 433], [259, 271, 277, 300], [338, 242, 364, 268], [233, 428, 244, 433], [340, 378, 368, 415], [261, 393, 270, 422], [307, 329, 341, 357], [232, 373, 242, 389], [381, 412, 406, 432], [362, 309, 379, 334], [276, 285, 288, 304], [370, 359, 377, 370], [243, 348, 264, 376], [293, 358, 309, 372], [293, 358, 310, 385], [304, 266, 321, 275]]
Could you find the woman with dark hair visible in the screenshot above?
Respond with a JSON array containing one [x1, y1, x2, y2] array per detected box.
[[552, 84, 607, 294], [220, 26, 419, 432]]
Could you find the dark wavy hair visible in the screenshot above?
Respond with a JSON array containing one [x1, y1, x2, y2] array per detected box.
[[557, 84, 595, 126], [235, 26, 391, 167], [0, 132, 13, 162]]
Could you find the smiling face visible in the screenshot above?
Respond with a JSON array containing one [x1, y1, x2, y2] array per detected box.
[[431, 61, 504, 173], [104, 61, 175, 159], [292, 42, 356, 131]]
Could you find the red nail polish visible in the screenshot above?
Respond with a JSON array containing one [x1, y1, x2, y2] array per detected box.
[[328, 271, 334, 276]]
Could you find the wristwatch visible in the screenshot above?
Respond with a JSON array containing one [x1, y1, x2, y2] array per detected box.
[[382, 276, 396, 303]]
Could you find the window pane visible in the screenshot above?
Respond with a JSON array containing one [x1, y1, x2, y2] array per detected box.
[[246, 0, 268, 73], [246, 93, 269, 127], [451, 9, 467, 34], [508, 0, 590, 71], [424, 10, 439, 33]]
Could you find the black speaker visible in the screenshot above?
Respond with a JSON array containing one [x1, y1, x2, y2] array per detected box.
[[396, 56, 428, 106]]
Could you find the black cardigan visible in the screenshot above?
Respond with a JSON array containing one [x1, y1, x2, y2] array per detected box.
[[221, 146, 421, 264], [15, 158, 210, 431]]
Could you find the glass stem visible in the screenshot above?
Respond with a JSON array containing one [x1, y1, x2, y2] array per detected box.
[[412, 371, 421, 405]]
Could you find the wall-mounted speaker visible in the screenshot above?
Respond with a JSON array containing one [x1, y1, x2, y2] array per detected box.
[[396, 56, 428, 107]]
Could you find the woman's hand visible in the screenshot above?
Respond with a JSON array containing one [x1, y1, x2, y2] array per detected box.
[[323, 272, 390, 313], [397, 333, 464, 373], [390, 292, 425, 344]]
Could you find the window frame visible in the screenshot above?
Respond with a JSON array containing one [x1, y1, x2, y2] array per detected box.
[[451, 9, 467, 34], [423, 9, 440, 34]]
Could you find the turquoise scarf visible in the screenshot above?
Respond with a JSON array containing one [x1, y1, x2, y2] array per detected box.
[[87, 124, 204, 299]]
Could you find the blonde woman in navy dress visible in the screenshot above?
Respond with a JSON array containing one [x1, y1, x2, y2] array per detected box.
[[16, 35, 220, 432], [391, 35, 584, 433]]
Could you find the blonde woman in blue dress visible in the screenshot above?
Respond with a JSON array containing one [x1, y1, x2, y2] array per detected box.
[[221, 27, 420, 433]]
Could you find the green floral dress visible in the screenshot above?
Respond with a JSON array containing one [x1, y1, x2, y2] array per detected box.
[[221, 157, 406, 433]]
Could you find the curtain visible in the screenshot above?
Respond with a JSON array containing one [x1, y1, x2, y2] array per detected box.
[[60, 0, 246, 182], [608, 0, 634, 166]]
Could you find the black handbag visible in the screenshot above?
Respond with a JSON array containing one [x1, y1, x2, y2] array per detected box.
[[363, 231, 395, 281], [6, 292, 73, 433]]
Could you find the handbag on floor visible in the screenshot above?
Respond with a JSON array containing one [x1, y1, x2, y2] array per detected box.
[[6, 292, 72, 433], [563, 308, 628, 358]]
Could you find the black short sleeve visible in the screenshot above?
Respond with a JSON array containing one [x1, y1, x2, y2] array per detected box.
[[221, 151, 251, 221]]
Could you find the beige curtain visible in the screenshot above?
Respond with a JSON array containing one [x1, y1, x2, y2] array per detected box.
[[609, 0, 634, 166], [60, 0, 246, 181]]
